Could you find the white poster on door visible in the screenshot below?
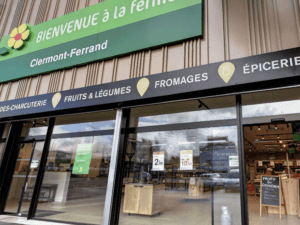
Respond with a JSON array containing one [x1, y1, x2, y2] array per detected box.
[[152, 152, 164, 171], [258, 161, 263, 166], [30, 160, 39, 168], [229, 156, 239, 167], [180, 150, 193, 170]]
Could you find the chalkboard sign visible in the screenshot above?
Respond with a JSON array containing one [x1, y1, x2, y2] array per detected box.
[[261, 176, 280, 206]]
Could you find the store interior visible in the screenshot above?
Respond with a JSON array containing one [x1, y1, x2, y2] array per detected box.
[[244, 121, 300, 225], [3, 112, 116, 225], [118, 127, 241, 225], [3, 94, 300, 225]]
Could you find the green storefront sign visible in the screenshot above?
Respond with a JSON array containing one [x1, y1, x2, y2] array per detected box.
[[0, 0, 203, 83], [72, 144, 93, 174]]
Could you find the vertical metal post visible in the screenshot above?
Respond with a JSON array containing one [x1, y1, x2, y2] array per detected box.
[[17, 141, 36, 216], [211, 183, 214, 225], [0, 123, 7, 169], [110, 108, 131, 225], [236, 95, 249, 225], [102, 108, 124, 225], [27, 117, 56, 219]]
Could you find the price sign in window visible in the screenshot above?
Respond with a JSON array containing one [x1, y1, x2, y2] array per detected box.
[[229, 156, 239, 167], [180, 150, 193, 170], [152, 152, 164, 171]]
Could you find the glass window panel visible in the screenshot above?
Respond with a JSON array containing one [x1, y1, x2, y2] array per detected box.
[[242, 87, 300, 118], [4, 141, 45, 215], [130, 96, 236, 127], [53, 110, 116, 134], [21, 119, 49, 137], [0, 142, 5, 162], [119, 126, 241, 225], [1, 123, 11, 138], [35, 135, 113, 224]]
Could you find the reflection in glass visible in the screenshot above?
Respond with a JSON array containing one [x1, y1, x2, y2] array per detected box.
[[130, 96, 237, 127], [1, 123, 11, 138], [135, 108, 237, 127], [119, 126, 241, 225], [0, 142, 5, 161], [53, 110, 116, 134], [53, 120, 115, 134], [4, 142, 45, 216], [35, 135, 113, 224], [242, 87, 300, 118], [21, 119, 49, 137], [243, 99, 300, 118]]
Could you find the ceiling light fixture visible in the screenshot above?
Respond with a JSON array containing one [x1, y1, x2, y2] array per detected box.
[[262, 136, 264, 139], [277, 135, 280, 139], [275, 125, 278, 130], [179, 141, 196, 145], [258, 126, 261, 131], [197, 99, 209, 109]]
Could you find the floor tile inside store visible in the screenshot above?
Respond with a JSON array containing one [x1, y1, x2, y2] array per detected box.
[[0, 191, 299, 225], [0, 215, 71, 225]]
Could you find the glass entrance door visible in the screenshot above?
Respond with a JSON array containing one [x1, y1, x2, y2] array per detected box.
[[120, 126, 241, 225], [118, 95, 242, 225], [4, 141, 45, 216]]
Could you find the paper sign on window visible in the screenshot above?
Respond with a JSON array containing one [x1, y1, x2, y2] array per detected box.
[[73, 144, 93, 174], [152, 152, 164, 171], [229, 156, 239, 167], [180, 150, 193, 170]]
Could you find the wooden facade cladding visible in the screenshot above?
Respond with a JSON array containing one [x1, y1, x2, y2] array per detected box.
[[0, 0, 300, 102]]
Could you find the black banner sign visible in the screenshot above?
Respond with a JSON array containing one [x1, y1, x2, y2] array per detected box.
[[261, 176, 280, 206], [1, 47, 300, 119]]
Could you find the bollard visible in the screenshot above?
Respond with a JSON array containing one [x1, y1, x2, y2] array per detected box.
[[221, 206, 232, 225]]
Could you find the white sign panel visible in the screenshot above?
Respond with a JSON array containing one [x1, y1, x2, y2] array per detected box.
[[297, 160, 300, 166], [180, 150, 193, 170], [270, 161, 275, 166], [152, 152, 164, 171], [190, 177, 196, 185], [229, 156, 239, 167], [258, 161, 263, 166], [30, 160, 39, 169]]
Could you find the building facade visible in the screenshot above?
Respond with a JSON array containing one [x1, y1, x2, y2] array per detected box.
[[0, 0, 300, 225]]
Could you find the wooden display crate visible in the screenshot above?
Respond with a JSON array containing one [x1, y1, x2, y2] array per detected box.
[[123, 184, 165, 216]]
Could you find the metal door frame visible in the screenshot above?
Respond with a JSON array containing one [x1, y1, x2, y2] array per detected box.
[[16, 140, 37, 216]]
